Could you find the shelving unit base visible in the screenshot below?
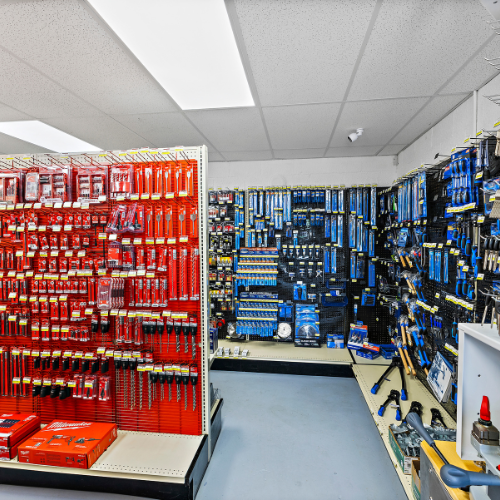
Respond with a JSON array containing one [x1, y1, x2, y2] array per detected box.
[[212, 340, 353, 376], [353, 364, 456, 500], [0, 400, 223, 500]]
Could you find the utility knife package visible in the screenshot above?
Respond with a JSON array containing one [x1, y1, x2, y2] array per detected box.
[[18, 420, 118, 468]]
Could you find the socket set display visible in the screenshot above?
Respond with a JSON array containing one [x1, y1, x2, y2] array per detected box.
[[0, 147, 204, 437]]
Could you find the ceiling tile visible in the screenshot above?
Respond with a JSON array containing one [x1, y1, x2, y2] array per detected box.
[[208, 151, 225, 162], [390, 94, 468, 145], [185, 108, 269, 152], [330, 98, 428, 147], [274, 149, 326, 159], [234, 0, 377, 106], [42, 116, 153, 151], [440, 37, 500, 94], [349, 0, 493, 100], [0, 0, 177, 115], [326, 146, 382, 157], [220, 150, 273, 161], [0, 46, 102, 118], [111, 112, 210, 150], [0, 131, 53, 154], [0, 102, 32, 121], [263, 103, 340, 149], [378, 144, 405, 155]]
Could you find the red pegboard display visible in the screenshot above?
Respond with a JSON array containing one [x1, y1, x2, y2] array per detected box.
[[0, 151, 203, 436]]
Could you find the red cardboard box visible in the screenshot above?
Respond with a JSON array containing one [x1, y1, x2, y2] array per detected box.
[[0, 413, 40, 448], [0, 428, 40, 461], [18, 420, 118, 469]]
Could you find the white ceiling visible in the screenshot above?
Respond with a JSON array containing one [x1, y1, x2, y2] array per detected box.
[[0, 0, 497, 161]]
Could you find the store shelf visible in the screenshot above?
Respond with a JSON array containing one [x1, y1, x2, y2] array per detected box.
[[353, 364, 456, 500], [350, 350, 392, 365], [215, 339, 352, 364], [0, 430, 203, 482]]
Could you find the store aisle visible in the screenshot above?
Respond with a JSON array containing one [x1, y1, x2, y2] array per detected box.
[[198, 371, 406, 500]]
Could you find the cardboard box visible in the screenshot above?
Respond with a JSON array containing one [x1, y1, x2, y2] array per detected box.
[[388, 426, 419, 474], [18, 420, 117, 469], [0, 428, 40, 461], [0, 413, 41, 448], [411, 460, 421, 500]]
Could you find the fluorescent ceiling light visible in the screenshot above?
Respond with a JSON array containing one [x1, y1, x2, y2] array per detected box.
[[87, 0, 254, 110], [0, 121, 101, 153]]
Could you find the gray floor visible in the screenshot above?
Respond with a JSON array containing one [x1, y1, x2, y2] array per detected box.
[[197, 371, 407, 500], [0, 371, 406, 500]]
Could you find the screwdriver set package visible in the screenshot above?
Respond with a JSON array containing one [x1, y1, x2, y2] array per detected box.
[[0, 146, 207, 445]]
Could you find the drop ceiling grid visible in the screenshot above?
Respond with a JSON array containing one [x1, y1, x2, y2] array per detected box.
[[0, 0, 178, 116], [233, 0, 378, 107], [348, 0, 493, 101]]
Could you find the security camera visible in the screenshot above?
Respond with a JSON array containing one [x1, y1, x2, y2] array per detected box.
[[348, 128, 364, 142]]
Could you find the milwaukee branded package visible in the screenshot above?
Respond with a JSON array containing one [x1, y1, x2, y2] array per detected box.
[[0, 413, 40, 448], [18, 420, 117, 469]]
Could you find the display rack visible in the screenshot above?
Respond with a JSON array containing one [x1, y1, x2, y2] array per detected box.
[[0, 145, 215, 500], [353, 364, 456, 500]]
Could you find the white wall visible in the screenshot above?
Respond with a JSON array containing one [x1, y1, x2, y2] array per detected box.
[[398, 72, 500, 177], [208, 156, 397, 189]]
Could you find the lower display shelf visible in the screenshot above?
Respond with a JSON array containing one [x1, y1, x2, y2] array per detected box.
[[214, 339, 352, 364], [353, 364, 456, 500]]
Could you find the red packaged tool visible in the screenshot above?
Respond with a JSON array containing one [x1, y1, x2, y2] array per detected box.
[[158, 247, 168, 271], [145, 206, 153, 237], [56, 280, 64, 294], [76, 167, 107, 203], [79, 279, 87, 295], [39, 166, 72, 203], [69, 257, 80, 271], [31, 321, 40, 340], [174, 165, 183, 195], [50, 299, 59, 321], [122, 245, 135, 271], [98, 376, 111, 401], [72, 234, 81, 250], [6, 249, 13, 270], [190, 247, 200, 301], [0, 171, 24, 204], [164, 162, 174, 195], [64, 213, 74, 226], [110, 165, 133, 200], [28, 234, 38, 251], [59, 257, 68, 273], [37, 258, 47, 273], [39, 280, 47, 294], [25, 172, 40, 202], [39, 235, 49, 250], [74, 213, 83, 229], [107, 241, 122, 269], [18, 421, 118, 469], [169, 248, 178, 300], [164, 206, 173, 238], [143, 279, 151, 307], [136, 248, 145, 270], [30, 299, 39, 315], [159, 278, 168, 307], [134, 164, 143, 197], [185, 162, 195, 197], [146, 247, 156, 271], [154, 206, 163, 237], [136, 278, 143, 307], [41, 320, 50, 341], [152, 278, 159, 307], [97, 278, 111, 310], [153, 164, 163, 196], [189, 207, 198, 238], [48, 258, 57, 273], [60, 300, 69, 321], [48, 280, 55, 294], [51, 325, 60, 342], [88, 278, 96, 305], [50, 234, 58, 250], [179, 248, 188, 301], [144, 165, 153, 196], [0, 413, 40, 448], [106, 205, 128, 233], [60, 234, 69, 250], [178, 205, 187, 237]]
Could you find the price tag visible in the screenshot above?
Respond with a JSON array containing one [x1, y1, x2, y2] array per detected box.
[[63, 202, 72, 208], [133, 238, 142, 245], [109, 234, 117, 241], [98, 233, 107, 240]]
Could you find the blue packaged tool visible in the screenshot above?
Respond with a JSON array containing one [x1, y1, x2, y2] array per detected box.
[[429, 249, 435, 280], [325, 189, 331, 212], [356, 219, 362, 251], [301, 284, 307, 300], [368, 260, 375, 287], [339, 189, 345, 213], [332, 248, 337, 274], [356, 254, 365, 279], [324, 247, 330, 273], [368, 230, 375, 257], [371, 186, 377, 226], [349, 215, 356, 248], [325, 215, 331, 238], [331, 216, 337, 243], [350, 252, 356, 279], [443, 250, 449, 284], [357, 187, 363, 217], [363, 188, 369, 222], [338, 215, 343, 246], [293, 284, 300, 301], [332, 189, 338, 213], [435, 250, 441, 282], [362, 226, 368, 253], [350, 189, 356, 214]]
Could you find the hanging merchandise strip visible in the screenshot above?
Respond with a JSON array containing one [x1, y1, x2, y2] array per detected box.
[[0, 146, 207, 436]]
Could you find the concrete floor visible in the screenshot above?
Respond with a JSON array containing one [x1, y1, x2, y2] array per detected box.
[[0, 371, 406, 500]]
